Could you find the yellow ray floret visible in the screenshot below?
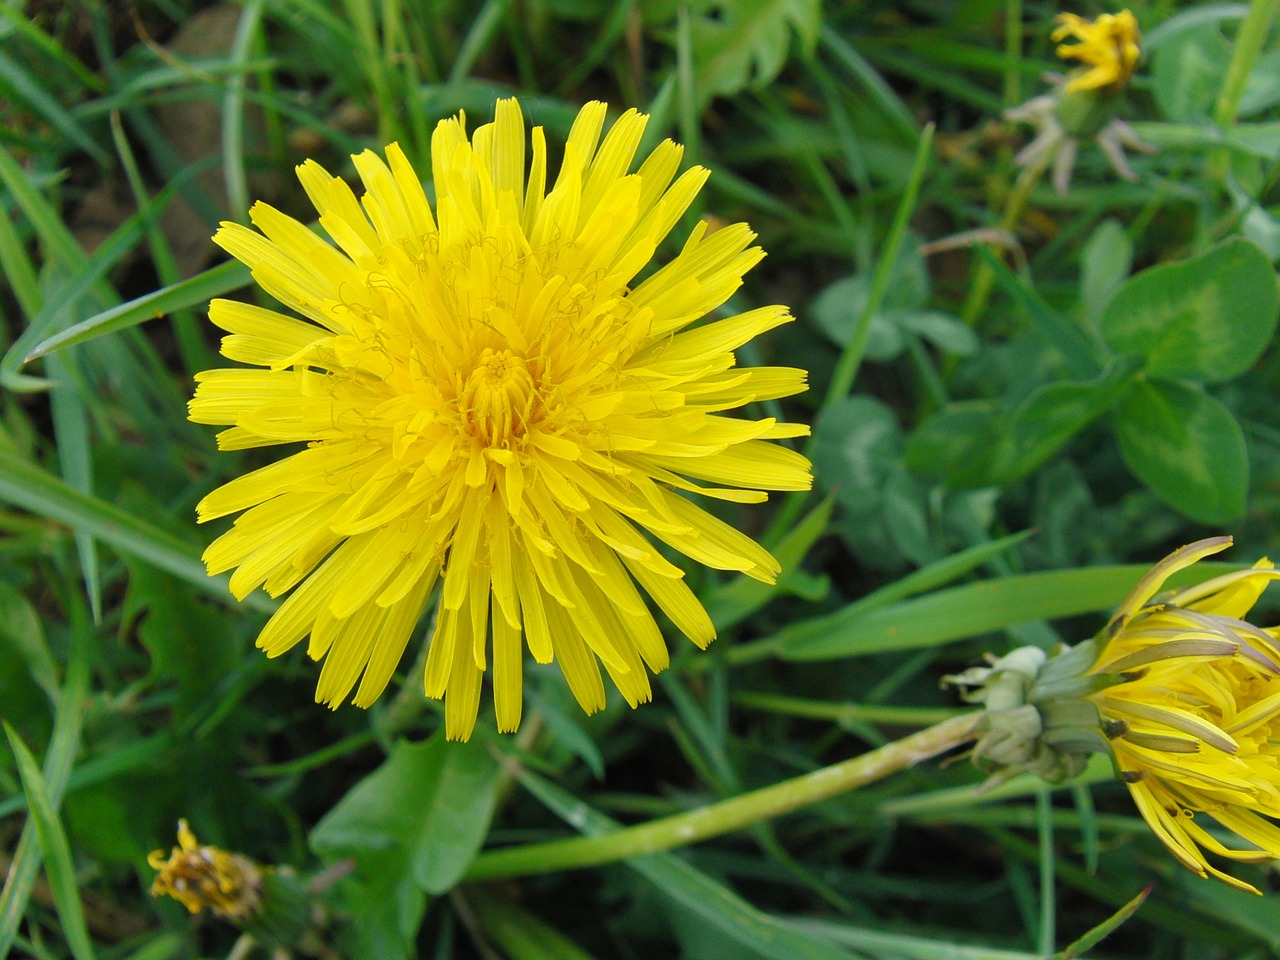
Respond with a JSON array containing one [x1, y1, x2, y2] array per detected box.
[[1089, 537, 1280, 893], [1052, 10, 1141, 94], [191, 98, 811, 740]]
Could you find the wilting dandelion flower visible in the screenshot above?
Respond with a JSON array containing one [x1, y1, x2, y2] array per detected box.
[[1052, 10, 1142, 93], [149, 821, 312, 944], [1006, 8, 1153, 194], [190, 99, 812, 740], [149, 820, 263, 921], [950, 537, 1280, 893]]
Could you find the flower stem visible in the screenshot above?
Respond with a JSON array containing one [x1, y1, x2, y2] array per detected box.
[[960, 151, 1047, 328], [465, 712, 979, 880], [1214, 0, 1279, 130]]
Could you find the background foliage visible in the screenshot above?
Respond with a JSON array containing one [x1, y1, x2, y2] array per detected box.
[[2, 0, 1280, 957]]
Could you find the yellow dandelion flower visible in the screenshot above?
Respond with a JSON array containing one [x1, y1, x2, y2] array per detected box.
[[149, 820, 263, 921], [1087, 536, 1280, 893], [1052, 10, 1142, 94], [190, 98, 812, 740]]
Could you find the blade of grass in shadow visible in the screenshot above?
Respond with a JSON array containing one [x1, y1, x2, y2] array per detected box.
[[1055, 885, 1150, 960], [0, 6, 106, 93], [110, 114, 217, 376], [24, 259, 249, 362], [0, 50, 109, 165], [448, 0, 511, 85], [497, 764, 853, 960], [48, 352, 100, 621], [5, 724, 96, 960], [0, 451, 273, 613], [0, 619, 88, 959]]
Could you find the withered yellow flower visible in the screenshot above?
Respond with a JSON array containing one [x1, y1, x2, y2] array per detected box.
[[149, 820, 263, 921], [190, 99, 811, 740], [1052, 10, 1142, 94], [1089, 537, 1280, 893]]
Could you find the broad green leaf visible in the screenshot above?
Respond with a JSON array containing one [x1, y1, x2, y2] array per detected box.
[[508, 764, 853, 960], [645, 0, 823, 105], [311, 734, 499, 958], [1151, 24, 1229, 122], [769, 561, 1236, 661], [1100, 238, 1279, 383], [1080, 219, 1132, 325], [121, 556, 245, 714], [990, 373, 1132, 483], [1114, 379, 1248, 523], [5, 725, 96, 960], [905, 403, 1000, 487]]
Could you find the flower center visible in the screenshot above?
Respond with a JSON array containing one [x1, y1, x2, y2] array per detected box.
[[460, 348, 536, 446]]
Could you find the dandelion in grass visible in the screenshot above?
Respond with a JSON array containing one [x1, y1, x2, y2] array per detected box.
[[190, 98, 812, 741], [951, 537, 1280, 893], [1006, 8, 1153, 194], [1088, 537, 1280, 893], [1052, 10, 1141, 93]]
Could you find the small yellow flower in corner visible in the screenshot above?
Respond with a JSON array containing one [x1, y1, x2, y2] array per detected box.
[[1052, 10, 1142, 94], [149, 820, 263, 921], [190, 98, 812, 740]]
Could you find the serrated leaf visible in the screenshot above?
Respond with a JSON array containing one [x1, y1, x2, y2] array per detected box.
[[1101, 238, 1279, 383], [1114, 379, 1248, 523]]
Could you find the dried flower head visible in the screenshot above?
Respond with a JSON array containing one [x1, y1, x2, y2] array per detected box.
[[148, 820, 263, 921]]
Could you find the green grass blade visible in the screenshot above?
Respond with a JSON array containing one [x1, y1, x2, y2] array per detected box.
[[464, 888, 601, 960], [4, 724, 96, 960], [24, 259, 249, 362], [0, 144, 88, 270], [707, 493, 834, 631], [507, 765, 853, 960], [0, 622, 89, 960], [48, 353, 100, 621], [770, 562, 1237, 662], [1054, 885, 1151, 960], [0, 451, 272, 612], [224, 0, 266, 217], [0, 51, 109, 165]]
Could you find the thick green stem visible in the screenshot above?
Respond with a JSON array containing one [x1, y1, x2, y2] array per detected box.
[[466, 712, 979, 880], [1214, 0, 1278, 130]]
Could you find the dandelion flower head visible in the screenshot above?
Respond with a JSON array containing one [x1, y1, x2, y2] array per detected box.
[[190, 99, 812, 740], [1088, 537, 1280, 893], [1052, 10, 1141, 94]]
